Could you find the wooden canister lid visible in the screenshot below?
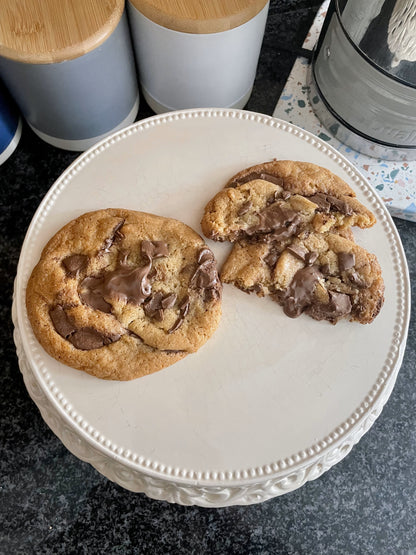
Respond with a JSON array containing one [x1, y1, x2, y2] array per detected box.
[[0, 0, 125, 64], [129, 0, 269, 34]]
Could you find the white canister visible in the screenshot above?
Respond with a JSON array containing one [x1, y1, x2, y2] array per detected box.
[[127, 0, 269, 113], [0, 0, 139, 151]]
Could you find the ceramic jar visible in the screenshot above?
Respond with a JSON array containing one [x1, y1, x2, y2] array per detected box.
[[0, 80, 21, 164], [127, 0, 269, 113], [0, 0, 139, 151]]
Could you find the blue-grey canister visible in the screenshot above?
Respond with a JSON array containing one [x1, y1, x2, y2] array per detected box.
[[0, 80, 21, 164], [0, 0, 139, 151]]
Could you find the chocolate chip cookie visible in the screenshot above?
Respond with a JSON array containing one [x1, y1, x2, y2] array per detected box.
[[26, 209, 222, 380], [201, 160, 383, 324], [201, 160, 376, 243], [221, 232, 384, 324]]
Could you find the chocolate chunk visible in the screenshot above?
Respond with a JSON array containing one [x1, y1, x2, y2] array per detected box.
[[197, 248, 214, 266], [305, 252, 319, 266], [228, 171, 258, 187], [287, 244, 309, 261], [69, 327, 120, 350], [79, 276, 112, 313], [100, 219, 125, 254], [49, 305, 121, 350], [259, 173, 284, 187], [306, 291, 352, 322], [148, 266, 157, 280], [348, 270, 367, 288], [330, 196, 354, 216], [264, 247, 280, 270], [329, 291, 351, 315], [338, 252, 355, 272], [280, 265, 323, 318], [237, 200, 252, 216], [266, 191, 280, 206], [141, 240, 169, 260], [89, 241, 168, 308], [308, 192, 331, 212], [229, 171, 284, 188], [168, 316, 184, 334], [204, 288, 220, 302], [143, 291, 177, 321], [179, 295, 190, 316], [191, 248, 222, 297], [247, 204, 301, 240], [320, 263, 331, 276], [279, 265, 352, 322], [143, 292, 164, 321], [286, 245, 318, 266], [62, 254, 88, 277], [80, 257, 154, 310], [49, 305, 76, 338], [168, 295, 190, 334], [308, 193, 354, 216], [104, 262, 152, 304], [161, 293, 177, 309]]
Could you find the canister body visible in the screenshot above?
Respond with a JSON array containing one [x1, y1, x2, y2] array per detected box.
[[0, 13, 139, 151], [0, 81, 21, 164], [127, 2, 269, 113]]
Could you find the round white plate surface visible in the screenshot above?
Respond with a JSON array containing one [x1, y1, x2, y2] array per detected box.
[[14, 109, 410, 506]]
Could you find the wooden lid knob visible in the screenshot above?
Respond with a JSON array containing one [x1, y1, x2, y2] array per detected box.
[[129, 0, 269, 34], [0, 0, 125, 64]]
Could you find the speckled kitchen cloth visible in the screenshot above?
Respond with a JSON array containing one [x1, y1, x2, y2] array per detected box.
[[273, 0, 416, 222]]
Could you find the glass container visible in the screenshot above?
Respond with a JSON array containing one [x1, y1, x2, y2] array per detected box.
[[309, 0, 416, 160]]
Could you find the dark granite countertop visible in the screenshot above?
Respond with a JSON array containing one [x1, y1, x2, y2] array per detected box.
[[1, 1, 415, 553]]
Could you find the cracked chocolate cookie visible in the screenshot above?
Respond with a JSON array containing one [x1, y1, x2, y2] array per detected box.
[[201, 160, 376, 243], [26, 209, 222, 380], [221, 232, 384, 324], [202, 160, 383, 325]]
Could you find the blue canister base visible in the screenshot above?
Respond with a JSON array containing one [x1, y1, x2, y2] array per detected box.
[[142, 86, 253, 115], [0, 80, 22, 164], [28, 95, 139, 151], [0, 116, 21, 165]]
